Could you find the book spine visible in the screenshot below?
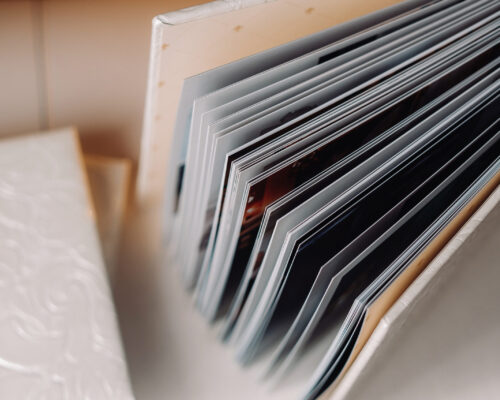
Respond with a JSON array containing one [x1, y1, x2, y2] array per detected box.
[[137, 17, 164, 204]]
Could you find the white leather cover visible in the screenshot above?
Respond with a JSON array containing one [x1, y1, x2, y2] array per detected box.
[[0, 128, 134, 399]]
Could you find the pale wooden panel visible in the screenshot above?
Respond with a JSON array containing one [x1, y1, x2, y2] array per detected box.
[[0, 1, 41, 137]]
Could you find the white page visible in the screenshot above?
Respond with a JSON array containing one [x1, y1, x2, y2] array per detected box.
[[232, 78, 500, 360], [220, 55, 500, 340], [176, 0, 464, 259], [178, 0, 488, 285], [270, 115, 500, 381], [191, 4, 498, 294], [197, 18, 499, 318], [163, 0, 434, 228], [239, 86, 500, 362]]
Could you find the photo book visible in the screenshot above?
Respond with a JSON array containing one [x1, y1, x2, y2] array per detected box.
[[138, 0, 500, 398]]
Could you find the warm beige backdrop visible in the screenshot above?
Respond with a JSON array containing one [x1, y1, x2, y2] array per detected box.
[[0, 0, 203, 161]]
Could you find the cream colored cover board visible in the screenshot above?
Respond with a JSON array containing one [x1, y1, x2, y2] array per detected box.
[[330, 185, 500, 400], [85, 155, 131, 282], [137, 0, 401, 202], [0, 128, 134, 399]]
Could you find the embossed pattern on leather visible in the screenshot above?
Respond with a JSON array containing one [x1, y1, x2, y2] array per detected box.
[[0, 129, 134, 399]]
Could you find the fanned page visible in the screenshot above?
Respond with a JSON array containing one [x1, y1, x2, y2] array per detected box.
[[141, 0, 500, 399]]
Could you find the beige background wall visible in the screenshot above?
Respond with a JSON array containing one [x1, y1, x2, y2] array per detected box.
[[0, 0, 202, 163]]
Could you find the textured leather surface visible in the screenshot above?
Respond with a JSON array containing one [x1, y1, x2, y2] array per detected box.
[[0, 129, 134, 399]]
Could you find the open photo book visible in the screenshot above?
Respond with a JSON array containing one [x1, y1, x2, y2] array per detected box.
[[138, 0, 500, 398]]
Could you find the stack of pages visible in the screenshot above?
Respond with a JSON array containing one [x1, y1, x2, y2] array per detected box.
[[159, 0, 500, 398]]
